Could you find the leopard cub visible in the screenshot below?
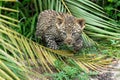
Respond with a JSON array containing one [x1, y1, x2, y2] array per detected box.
[[36, 10, 85, 51]]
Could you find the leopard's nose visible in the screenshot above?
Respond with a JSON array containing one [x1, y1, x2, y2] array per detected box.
[[67, 39, 72, 44]]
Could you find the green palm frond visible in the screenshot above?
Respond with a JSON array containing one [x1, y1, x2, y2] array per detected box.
[[0, 7, 19, 12], [72, 54, 112, 72], [0, 48, 29, 80], [0, 6, 19, 28], [65, 0, 120, 39]]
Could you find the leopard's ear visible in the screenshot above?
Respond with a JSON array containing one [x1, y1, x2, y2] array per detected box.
[[56, 16, 63, 25], [76, 18, 85, 30], [56, 15, 64, 29]]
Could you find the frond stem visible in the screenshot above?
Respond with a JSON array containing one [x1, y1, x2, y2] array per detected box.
[[61, 0, 71, 15]]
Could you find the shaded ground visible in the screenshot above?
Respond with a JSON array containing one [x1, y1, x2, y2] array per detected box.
[[91, 60, 120, 80], [30, 60, 120, 80]]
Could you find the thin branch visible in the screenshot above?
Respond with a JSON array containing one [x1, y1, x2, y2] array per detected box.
[[61, 0, 71, 14]]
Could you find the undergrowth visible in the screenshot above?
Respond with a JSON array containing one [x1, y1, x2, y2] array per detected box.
[[49, 60, 98, 80]]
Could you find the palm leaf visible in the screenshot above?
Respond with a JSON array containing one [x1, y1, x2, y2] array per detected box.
[[0, 48, 29, 80], [0, 6, 19, 28], [64, 0, 120, 39], [0, 6, 19, 12]]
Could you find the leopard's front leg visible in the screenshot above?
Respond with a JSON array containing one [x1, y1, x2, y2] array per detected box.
[[45, 34, 58, 49], [73, 38, 83, 51]]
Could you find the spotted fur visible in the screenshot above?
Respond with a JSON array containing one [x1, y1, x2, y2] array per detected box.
[[36, 10, 85, 51]]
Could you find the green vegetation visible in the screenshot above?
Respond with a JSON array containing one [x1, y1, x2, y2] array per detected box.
[[92, 0, 120, 23], [0, 0, 120, 80]]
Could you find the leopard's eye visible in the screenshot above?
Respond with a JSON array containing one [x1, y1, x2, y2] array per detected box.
[[60, 32, 67, 38], [72, 32, 80, 37], [61, 32, 66, 36]]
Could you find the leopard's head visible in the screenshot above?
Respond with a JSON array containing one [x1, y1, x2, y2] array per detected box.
[[55, 14, 85, 47]]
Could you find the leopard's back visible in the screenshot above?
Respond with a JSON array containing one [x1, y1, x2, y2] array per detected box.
[[36, 10, 58, 37]]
